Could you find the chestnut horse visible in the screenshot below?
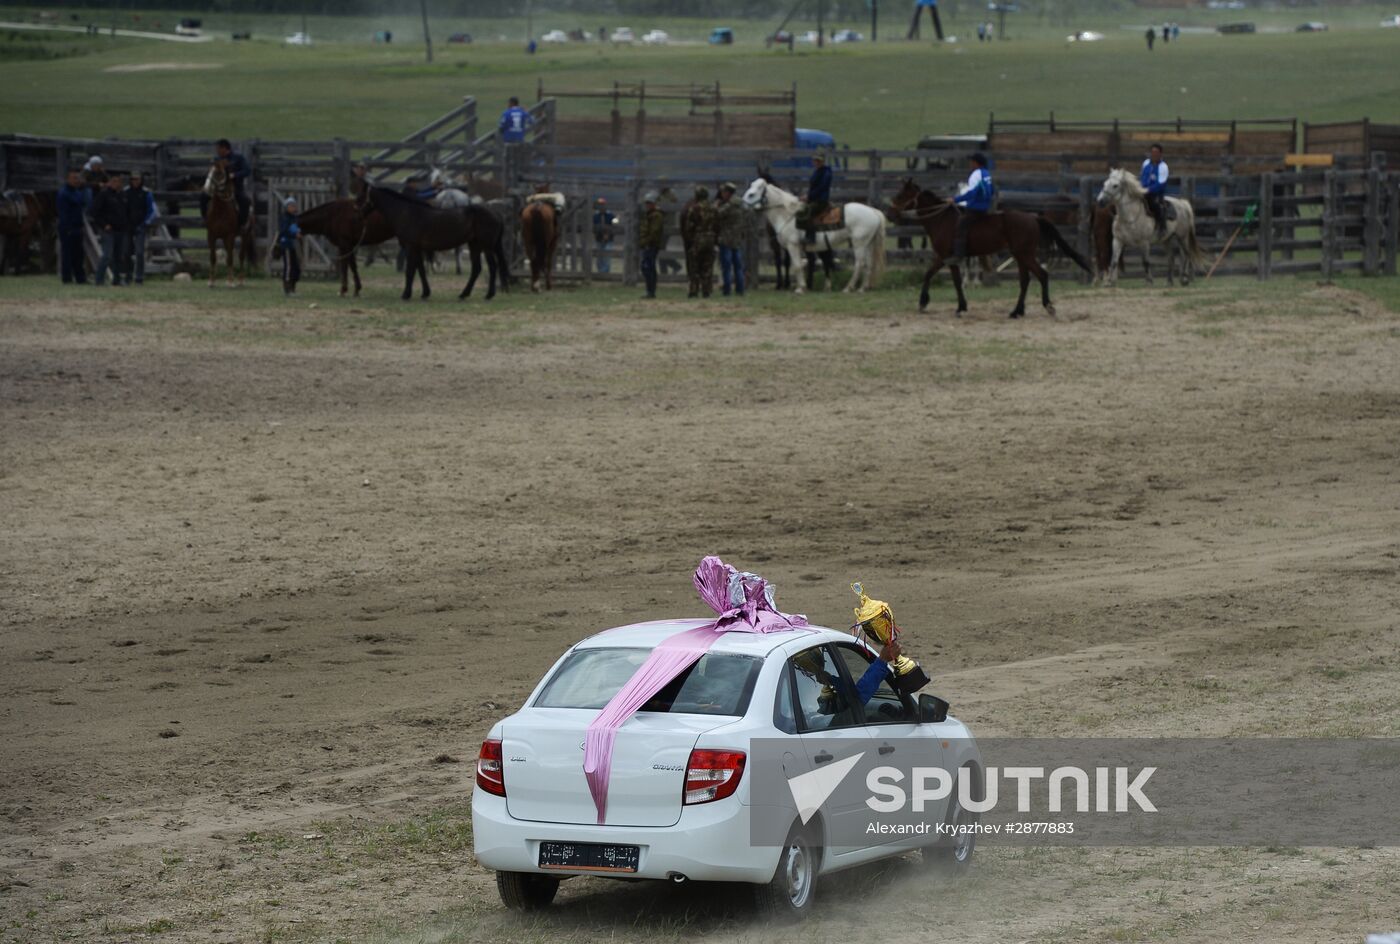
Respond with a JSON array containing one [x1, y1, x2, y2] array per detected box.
[[0, 191, 56, 275], [296, 193, 395, 297], [202, 160, 255, 287], [519, 190, 561, 292], [888, 178, 1091, 318]]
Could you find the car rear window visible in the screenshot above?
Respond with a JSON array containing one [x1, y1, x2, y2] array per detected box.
[[534, 648, 762, 716]]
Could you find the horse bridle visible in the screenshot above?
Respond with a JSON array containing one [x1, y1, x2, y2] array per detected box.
[[892, 190, 954, 222]]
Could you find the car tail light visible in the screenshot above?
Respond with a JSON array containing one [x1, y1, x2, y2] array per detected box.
[[683, 749, 746, 805], [476, 738, 505, 796]]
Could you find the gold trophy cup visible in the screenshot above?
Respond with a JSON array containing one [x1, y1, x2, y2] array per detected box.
[[851, 582, 931, 696]]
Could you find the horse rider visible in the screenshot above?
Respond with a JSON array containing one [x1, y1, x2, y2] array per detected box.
[[404, 175, 437, 202], [1141, 144, 1169, 236], [952, 152, 994, 264], [803, 153, 833, 242], [638, 190, 665, 299], [681, 185, 718, 298], [499, 96, 534, 144], [201, 139, 252, 228]]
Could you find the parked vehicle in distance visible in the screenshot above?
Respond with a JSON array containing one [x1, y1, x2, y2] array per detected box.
[[1295, 21, 1327, 32], [832, 29, 864, 43], [447, 32, 472, 43], [175, 17, 202, 37], [1381, 14, 1400, 27], [1206, 0, 1245, 8], [541, 29, 569, 43], [798, 29, 820, 43], [611, 26, 636, 43], [641, 29, 670, 44], [472, 619, 981, 919], [285, 31, 312, 45], [1217, 22, 1256, 33], [768, 29, 794, 45], [710, 26, 735, 44]]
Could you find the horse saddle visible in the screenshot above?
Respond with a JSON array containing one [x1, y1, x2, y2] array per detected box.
[[798, 204, 844, 232], [1161, 202, 1177, 222]]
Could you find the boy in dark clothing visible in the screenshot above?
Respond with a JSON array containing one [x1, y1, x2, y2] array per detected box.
[[91, 174, 127, 286], [122, 171, 158, 285], [278, 198, 303, 295], [638, 191, 665, 299], [57, 169, 91, 284]]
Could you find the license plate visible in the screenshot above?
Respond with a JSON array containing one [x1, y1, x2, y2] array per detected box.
[[538, 841, 640, 873]]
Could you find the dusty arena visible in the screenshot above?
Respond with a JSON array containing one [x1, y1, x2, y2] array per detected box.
[[3, 279, 1399, 943]]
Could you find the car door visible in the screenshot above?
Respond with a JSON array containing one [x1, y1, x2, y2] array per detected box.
[[787, 644, 874, 862], [831, 643, 949, 849]]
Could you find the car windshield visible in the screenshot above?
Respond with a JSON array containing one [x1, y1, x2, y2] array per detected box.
[[535, 647, 762, 716]]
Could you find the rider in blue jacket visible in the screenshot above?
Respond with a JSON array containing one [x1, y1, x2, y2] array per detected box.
[[952, 152, 994, 262], [1140, 143, 1169, 235], [803, 153, 834, 240]]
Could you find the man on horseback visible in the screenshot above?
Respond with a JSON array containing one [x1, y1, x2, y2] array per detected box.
[[201, 139, 251, 228], [1141, 143, 1169, 236], [802, 153, 833, 243], [951, 153, 994, 264]]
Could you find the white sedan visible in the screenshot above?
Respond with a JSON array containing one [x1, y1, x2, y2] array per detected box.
[[540, 29, 569, 43], [472, 618, 981, 918], [641, 29, 670, 44]]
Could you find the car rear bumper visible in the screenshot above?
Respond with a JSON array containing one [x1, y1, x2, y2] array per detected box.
[[472, 788, 785, 884]]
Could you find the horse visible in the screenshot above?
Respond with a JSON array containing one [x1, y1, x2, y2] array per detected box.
[[520, 189, 562, 292], [887, 178, 1092, 318], [1092, 204, 1120, 285], [0, 191, 56, 275], [752, 171, 840, 291], [296, 194, 395, 297], [366, 186, 510, 301], [741, 177, 885, 294], [1096, 168, 1205, 287], [202, 160, 254, 287]]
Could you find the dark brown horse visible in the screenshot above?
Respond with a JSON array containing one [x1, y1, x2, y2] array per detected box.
[[366, 186, 510, 301], [888, 178, 1091, 318], [0, 191, 56, 275], [1093, 204, 1120, 285], [202, 160, 256, 287], [519, 189, 560, 292], [296, 195, 395, 297]]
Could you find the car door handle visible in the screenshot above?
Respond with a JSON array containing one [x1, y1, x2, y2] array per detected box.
[[814, 752, 834, 764], [878, 744, 896, 755]]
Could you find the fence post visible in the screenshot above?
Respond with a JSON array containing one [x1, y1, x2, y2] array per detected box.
[[1321, 169, 1336, 281], [1077, 175, 1094, 284], [332, 138, 350, 197], [1363, 167, 1381, 276], [1387, 176, 1400, 276], [866, 150, 881, 208], [1257, 172, 1272, 280], [623, 178, 640, 288], [463, 96, 477, 146]]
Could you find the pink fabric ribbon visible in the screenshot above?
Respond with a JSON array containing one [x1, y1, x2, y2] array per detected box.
[[582, 556, 807, 824]]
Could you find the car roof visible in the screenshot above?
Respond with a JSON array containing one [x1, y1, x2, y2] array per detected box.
[[576, 618, 852, 657]]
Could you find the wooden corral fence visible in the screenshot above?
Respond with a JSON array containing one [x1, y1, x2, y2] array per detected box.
[[540, 81, 796, 150]]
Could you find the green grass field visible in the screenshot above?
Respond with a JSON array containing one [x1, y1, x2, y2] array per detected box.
[[2, 4, 1399, 147]]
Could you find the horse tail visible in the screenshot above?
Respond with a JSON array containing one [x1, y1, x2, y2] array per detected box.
[[1038, 216, 1093, 274], [868, 216, 887, 288], [1182, 207, 1207, 273], [528, 206, 548, 270], [495, 225, 512, 290]]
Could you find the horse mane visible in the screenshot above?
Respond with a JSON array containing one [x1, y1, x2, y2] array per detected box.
[[1111, 168, 1147, 199]]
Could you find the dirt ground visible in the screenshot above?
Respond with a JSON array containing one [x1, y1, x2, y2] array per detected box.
[[2, 276, 1398, 944]]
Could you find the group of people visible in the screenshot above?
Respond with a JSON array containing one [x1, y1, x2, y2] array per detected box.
[[56, 157, 157, 286], [635, 182, 752, 299], [1146, 23, 1181, 50]]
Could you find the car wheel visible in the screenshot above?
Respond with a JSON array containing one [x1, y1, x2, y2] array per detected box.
[[496, 870, 560, 911], [923, 790, 977, 875], [753, 821, 820, 920]]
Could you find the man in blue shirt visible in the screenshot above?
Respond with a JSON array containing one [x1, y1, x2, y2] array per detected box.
[[1140, 143, 1169, 235], [499, 97, 533, 144], [56, 168, 91, 284], [952, 152, 994, 263]]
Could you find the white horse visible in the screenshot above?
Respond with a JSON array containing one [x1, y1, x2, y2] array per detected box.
[[741, 177, 886, 294], [1096, 168, 1205, 287]]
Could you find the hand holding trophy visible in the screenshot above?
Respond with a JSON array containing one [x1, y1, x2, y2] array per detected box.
[[851, 582, 931, 696]]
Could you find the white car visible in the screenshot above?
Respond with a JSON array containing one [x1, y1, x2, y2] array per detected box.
[[832, 29, 864, 43], [284, 31, 312, 46], [641, 29, 670, 44], [1382, 14, 1400, 27], [611, 26, 636, 43], [472, 618, 981, 918], [540, 29, 569, 43]]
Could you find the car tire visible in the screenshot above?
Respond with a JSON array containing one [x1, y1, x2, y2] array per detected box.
[[753, 821, 820, 921], [923, 790, 977, 876], [496, 870, 560, 911]]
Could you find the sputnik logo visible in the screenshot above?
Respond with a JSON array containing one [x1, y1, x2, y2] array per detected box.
[[786, 752, 865, 824]]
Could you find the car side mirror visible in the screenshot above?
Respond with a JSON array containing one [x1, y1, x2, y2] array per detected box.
[[919, 694, 949, 724]]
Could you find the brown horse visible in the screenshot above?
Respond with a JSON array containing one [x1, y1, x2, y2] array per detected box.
[[296, 194, 395, 297], [0, 191, 56, 275], [1092, 204, 1120, 285], [888, 178, 1091, 318], [366, 186, 511, 302], [202, 160, 255, 287], [519, 188, 561, 292]]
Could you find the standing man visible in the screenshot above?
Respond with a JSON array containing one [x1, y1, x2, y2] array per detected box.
[[499, 96, 533, 144], [122, 170, 158, 286], [714, 182, 747, 297], [57, 168, 91, 285], [907, 0, 945, 40], [1140, 143, 1169, 235], [681, 185, 717, 298], [952, 152, 994, 264], [91, 173, 127, 287], [1145, 26, 1155, 50], [638, 190, 665, 299], [278, 197, 303, 296], [1162, 22, 1171, 44], [82, 154, 107, 187], [592, 197, 616, 273]]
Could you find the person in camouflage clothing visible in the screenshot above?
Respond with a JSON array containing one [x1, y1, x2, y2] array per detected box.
[[681, 184, 717, 298], [714, 182, 747, 297], [637, 190, 666, 299]]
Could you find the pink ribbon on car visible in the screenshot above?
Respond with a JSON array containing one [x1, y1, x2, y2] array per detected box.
[[581, 556, 808, 824]]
